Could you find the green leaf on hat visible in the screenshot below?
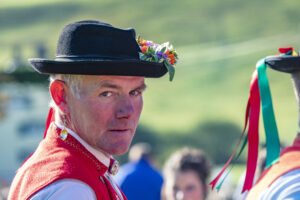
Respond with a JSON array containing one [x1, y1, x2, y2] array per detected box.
[[164, 60, 175, 81]]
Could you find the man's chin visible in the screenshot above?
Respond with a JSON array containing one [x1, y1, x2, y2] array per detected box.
[[109, 144, 131, 156], [113, 147, 130, 156]]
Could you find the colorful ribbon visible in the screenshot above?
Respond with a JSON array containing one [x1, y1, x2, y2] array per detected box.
[[209, 71, 259, 191], [210, 53, 284, 192], [216, 132, 249, 191], [256, 59, 280, 168], [242, 69, 260, 192]]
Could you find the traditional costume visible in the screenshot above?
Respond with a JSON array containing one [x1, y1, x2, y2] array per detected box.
[[8, 20, 178, 200], [245, 48, 300, 199], [210, 47, 300, 199], [9, 122, 125, 200]]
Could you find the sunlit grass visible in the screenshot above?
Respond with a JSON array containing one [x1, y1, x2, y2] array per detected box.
[[141, 43, 299, 146]]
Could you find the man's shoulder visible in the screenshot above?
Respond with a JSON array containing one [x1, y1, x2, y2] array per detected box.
[[29, 179, 96, 200]]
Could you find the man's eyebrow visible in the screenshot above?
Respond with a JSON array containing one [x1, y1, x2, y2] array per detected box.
[[98, 82, 121, 89], [134, 83, 147, 91], [96, 81, 146, 91]]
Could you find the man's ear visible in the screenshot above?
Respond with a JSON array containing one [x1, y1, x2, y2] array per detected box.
[[49, 80, 69, 113]]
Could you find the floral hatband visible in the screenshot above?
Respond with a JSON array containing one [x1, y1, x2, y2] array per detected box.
[[137, 36, 178, 81]]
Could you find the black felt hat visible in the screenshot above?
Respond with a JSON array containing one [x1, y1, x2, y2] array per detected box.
[[265, 53, 300, 73], [29, 20, 167, 77]]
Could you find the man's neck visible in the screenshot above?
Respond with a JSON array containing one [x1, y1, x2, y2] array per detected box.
[[54, 122, 111, 167]]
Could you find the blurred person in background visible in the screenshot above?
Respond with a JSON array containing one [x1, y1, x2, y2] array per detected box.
[[162, 147, 212, 200], [115, 142, 163, 200], [7, 20, 178, 200]]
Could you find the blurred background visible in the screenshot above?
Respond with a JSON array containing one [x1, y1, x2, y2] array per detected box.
[[1, 0, 300, 198]]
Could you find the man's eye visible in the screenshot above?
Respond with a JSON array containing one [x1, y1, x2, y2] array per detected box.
[[129, 90, 141, 96], [100, 91, 112, 97]]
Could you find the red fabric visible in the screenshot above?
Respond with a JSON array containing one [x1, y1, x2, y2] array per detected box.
[[44, 108, 55, 138], [209, 70, 260, 191], [8, 123, 127, 200], [246, 136, 300, 200], [278, 47, 293, 54], [242, 70, 260, 192]]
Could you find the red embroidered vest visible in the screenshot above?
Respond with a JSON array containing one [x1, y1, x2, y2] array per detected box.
[[246, 136, 300, 199], [8, 123, 127, 200]]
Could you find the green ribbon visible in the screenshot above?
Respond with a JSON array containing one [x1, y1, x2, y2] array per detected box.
[[256, 58, 280, 168], [216, 133, 248, 191]]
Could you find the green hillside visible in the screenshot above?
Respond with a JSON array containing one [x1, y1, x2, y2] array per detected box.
[[1, 0, 300, 164], [1, 0, 300, 62]]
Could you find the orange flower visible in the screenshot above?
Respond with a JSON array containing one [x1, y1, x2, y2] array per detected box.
[[141, 46, 148, 53], [141, 40, 146, 46], [169, 58, 175, 65], [168, 54, 175, 59]]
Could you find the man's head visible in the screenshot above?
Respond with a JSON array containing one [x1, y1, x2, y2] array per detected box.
[[28, 20, 176, 157], [49, 74, 146, 156], [266, 51, 300, 129]]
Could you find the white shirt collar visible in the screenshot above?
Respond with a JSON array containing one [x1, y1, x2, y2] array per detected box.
[[54, 122, 110, 168]]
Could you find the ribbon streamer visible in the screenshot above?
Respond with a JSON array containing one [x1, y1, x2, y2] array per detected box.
[[242, 69, 260, 192], [216, 132, 249, 191], [256, 59, 280, 168], [209, 71, 257, 190], [210, 49, 287, 193]]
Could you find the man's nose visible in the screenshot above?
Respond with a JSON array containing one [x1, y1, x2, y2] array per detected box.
[[116, 96, 134, 119]]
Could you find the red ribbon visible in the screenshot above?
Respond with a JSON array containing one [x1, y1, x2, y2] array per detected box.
[[278, 47, 293, 54], [43, 107, 55, 138], [242, 70, 260, 192], [209, 88, 250, 190], [209, 70, 260, 192]]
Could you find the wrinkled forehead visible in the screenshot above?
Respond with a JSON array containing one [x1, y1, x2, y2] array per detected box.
[[79, 75, 145, 91], [81, 75, 144, 84]]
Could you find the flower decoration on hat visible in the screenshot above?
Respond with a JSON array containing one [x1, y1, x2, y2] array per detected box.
[[137, 36, 178, 81]]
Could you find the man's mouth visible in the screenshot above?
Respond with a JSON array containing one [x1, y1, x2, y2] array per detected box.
[[107, 129, 131, 133]]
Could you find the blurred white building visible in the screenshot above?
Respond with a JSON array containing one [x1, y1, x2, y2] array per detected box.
[[0, 83, 49, 184]]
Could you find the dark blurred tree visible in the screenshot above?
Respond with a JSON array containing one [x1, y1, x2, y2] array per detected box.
[[115, 125, 161, 165], [116, 121, 243, 168], [0, 42, 49, 84], [187, 121, 242, 164], [159, 121, 243, 166], [0, 67, 49, 84]]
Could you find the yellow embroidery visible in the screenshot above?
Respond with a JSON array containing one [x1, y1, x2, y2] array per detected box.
[[60, 129, 68, 140]]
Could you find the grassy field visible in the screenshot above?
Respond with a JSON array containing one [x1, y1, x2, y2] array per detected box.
[[142, 36, 300, 142], [1, 0, 300, 164]]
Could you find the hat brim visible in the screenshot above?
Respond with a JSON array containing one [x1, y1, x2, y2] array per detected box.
[[28, 58, 168, 78], [265, 55, 300, 73]]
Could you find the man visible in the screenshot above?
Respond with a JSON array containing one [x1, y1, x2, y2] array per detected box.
[[115, 143, 163, 200], [245, 49, 300, 199], [8, 20, 177, 200]]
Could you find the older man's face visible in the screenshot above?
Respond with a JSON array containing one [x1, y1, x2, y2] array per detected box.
[[65, 75, 145, 156]]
